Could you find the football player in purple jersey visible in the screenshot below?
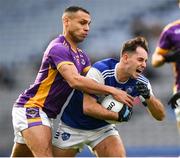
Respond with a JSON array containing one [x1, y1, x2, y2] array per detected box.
[[11, 6, 134, 157], [151, 2, 180, 134]]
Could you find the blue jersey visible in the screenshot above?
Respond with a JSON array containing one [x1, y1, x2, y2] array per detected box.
[[61, 58, 152, 130]]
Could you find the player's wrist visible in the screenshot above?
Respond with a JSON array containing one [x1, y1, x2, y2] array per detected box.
[[108, 87, 118, 96]]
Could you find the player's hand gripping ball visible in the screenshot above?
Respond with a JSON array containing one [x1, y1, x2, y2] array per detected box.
[[168, 92, 180, 109], [101, 95, 132, 123]]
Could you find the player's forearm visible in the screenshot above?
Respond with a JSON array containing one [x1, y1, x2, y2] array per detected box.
[[83, 101, 118, 121], [151, 53, 165, 67], [70, 75, 115, 95], [146, 95, 165, 121]]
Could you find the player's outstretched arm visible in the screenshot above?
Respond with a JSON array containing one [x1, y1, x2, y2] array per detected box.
[[151, 51, 166, 67], [151, 49, 180, 67], [145, 96, 165, 121], [135, 81, 165, 121], [58, 64, 134, 107]]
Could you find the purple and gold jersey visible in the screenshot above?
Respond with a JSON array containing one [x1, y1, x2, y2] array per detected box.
[[156, 20, 180, 92], [15, 35, 91, 118]]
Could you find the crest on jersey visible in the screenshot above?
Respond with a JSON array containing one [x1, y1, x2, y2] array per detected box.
[[81, 59, 86, 65], [61, 132, 71, 141], [26, 107, 40, 118], [126, 87, 133, 94]]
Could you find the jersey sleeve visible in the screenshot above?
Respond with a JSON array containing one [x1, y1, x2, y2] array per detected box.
[[86, 67, 106, 100], [86, 67, 105, 84], [147, 81, 154, 96], [48, 44, 74, 70]]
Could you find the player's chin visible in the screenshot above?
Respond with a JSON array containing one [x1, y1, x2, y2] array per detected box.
[[77, 37, 86, 43]]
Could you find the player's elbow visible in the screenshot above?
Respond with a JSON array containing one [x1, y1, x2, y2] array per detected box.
[[151, 60, 157, 67], [151, 53, 165, 67], [151, 59, 160, 67], [154, 110, 165, 121], [155, 115, 165, 121]]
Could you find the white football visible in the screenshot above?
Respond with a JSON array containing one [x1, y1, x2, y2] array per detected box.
[[101, 95, 124, 123]]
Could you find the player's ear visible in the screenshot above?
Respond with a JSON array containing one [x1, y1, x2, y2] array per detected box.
[[63, 17, 69, 26], [62, 14, 70, 27], [122, 53, 129, 62]]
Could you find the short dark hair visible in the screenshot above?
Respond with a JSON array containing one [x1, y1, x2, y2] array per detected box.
[[121, 36, 148, 56], [64, 6, 90, 15]]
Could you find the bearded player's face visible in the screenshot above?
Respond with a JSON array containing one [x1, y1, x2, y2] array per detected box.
[[67, 10, 91, 43]]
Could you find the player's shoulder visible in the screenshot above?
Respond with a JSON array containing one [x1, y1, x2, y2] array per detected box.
[[136, 74, 149, 85], [163, 20, 180, 32], [47, 36, 70, 55], [93, 58, 118, 73]]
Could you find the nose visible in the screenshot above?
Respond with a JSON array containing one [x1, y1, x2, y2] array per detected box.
[[84, 24, 90, 32], [142, 61, 147, 68]]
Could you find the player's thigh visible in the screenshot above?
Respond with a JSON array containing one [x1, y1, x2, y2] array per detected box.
[[53, 122, 88, 156], [53, 145, 78, 157], [93, 135, 126, 157], [22, 125, 52, 156], [11, 143, 33, 157]]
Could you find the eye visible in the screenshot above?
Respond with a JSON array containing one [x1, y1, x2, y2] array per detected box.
[[80, 21, 87, 25], [137, 57, 147, 63]]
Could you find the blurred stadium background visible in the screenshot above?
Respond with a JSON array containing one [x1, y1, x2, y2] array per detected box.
[[0, 0, 180, 157]]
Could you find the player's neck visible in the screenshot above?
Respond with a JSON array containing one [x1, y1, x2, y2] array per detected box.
[[64, 35, 78, 52], [116, 63, 129, 82]]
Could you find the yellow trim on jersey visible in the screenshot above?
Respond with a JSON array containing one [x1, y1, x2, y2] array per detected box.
[[27, 117, 42, 123], [83, 66, 91, 74], [155, 47, 169, 55], [24, 66, 58, 108], [57, 61, 74, 70]]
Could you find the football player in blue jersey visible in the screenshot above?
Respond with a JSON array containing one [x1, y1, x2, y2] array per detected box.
[[11, 6, 134, 157], [53, 36, 165, 157]]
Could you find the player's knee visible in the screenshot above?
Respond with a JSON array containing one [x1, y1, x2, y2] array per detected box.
[[120, 148, 126, 157], [31, 145, 52, 157]]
